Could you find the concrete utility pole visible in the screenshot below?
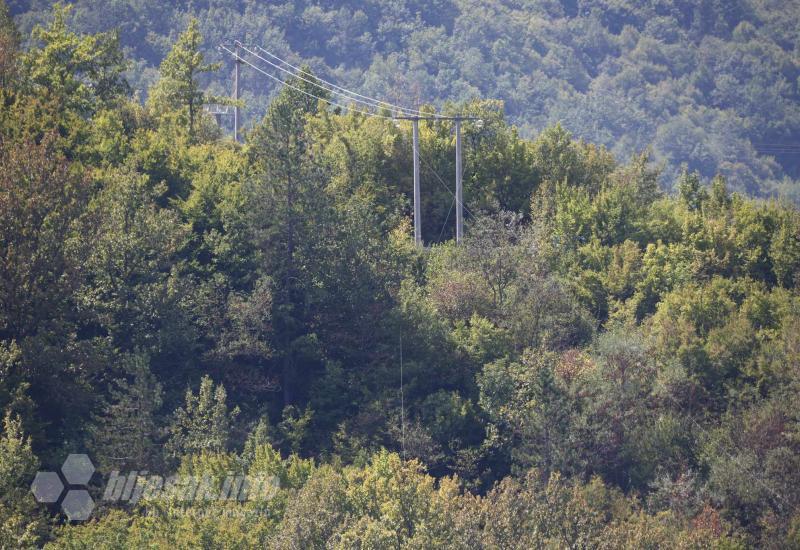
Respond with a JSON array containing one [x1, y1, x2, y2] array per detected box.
[[220, 41, 486, 241], [455, 119, 463, 243], [397, 115, 479, 247], [234, 43, 241, 143], [413, 119, 422, 246], [222, 40, 254, 142]]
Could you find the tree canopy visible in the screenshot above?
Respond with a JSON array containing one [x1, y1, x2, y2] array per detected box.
[[1, 3, 800, 548], [10, 0, 800, 198]]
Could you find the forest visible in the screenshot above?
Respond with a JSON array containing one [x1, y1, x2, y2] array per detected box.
[[1, 1, 800, 548], [8, 0, 800, 199]]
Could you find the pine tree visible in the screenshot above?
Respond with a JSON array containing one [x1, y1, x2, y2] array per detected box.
[[89, 353, 164, 472], [149, 18, 219, 139], [247, 70, 332, 406], [0, 411, 43, 548], [0, 0, 20, 90], [167, 375, 239, 458], [23, 4, 128, 116]]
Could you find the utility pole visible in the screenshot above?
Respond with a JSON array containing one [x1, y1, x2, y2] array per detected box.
[[219, 42, 486, 240], [222, 40, 254, 142], [412, 118, 422, 246], [233, 43, 241, 143], [396, 115, 479, 246], [455, 119, 463, 243]]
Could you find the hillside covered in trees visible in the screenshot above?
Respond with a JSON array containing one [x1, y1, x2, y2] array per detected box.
[[2, 2, 800, 548], [9, 0, 800, 199]]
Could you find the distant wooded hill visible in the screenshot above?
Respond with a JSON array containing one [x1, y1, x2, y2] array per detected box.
[[10, 0, 800, 197]]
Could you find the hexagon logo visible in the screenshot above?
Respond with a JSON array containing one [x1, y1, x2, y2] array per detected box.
[[31, 471, 64, 503], [61, 490, 94, 521], [30, 454, 98, 521], [61, 454, 95, 485]]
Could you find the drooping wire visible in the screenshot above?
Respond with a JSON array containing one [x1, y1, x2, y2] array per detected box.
[[419, 150, 479, 221], [250, 44, 445, 119], [223, 44, 484, 241], [400, 330, 406, 461], [438, 197, 455, 242], [220, 45, 396, 120], [238, 44, 404, 117]]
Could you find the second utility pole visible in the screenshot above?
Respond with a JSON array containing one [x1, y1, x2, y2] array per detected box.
[[228, 40, 255, 142], [413, 119, 422, 246], [455, 119, 463, 243], [398, 115, 478, 246], [234, 43, 241, 143]]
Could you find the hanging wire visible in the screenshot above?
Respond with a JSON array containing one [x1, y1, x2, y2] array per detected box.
[[237, 44, 405, 116], [400, 331, 405, 461], [438, 197, 456, 242], [419, 150, 480, 221], [222, 43, 484, 242], [249, 44, 446, 119], [220, 45, 397, 120]]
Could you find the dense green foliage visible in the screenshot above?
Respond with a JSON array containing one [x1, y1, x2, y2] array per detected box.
[[1, 4, 800, 548], [10, 0, 800, 198]]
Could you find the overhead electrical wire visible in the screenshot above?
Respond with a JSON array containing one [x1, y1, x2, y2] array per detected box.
[[237, 43, 401, 116], [399, 331, 405, 461], [221, 43, 484, 239], [438, 197, 456, 242], [248, 43, 445, 119], [233, 43, 424, 118], [754, 142, 800, 147], [755, 149, 800, 155], [219, 44, 397, 120], [419, 152, 479, 221], [752, 143, 800, 155]]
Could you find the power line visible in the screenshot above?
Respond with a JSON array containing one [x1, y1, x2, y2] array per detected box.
[[756, 150, 800, 155], [438, 197, 456, 242], [754, 142, 800, 147], [250, 44, 444, 119], [237, 43, 405, 117], [399, 331, 405, 461], [221, 43, 482, 246], [219, 45, 397, 120], [419, 151, 479, 221]]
